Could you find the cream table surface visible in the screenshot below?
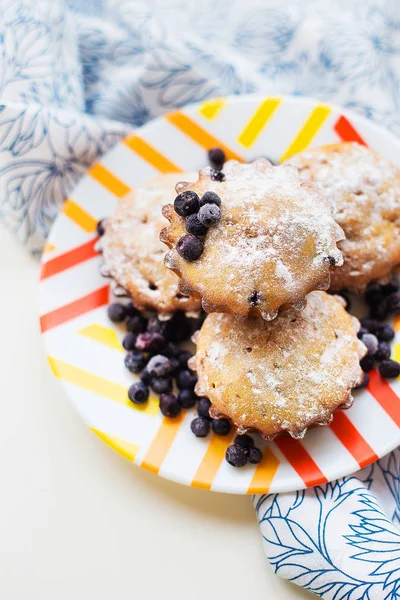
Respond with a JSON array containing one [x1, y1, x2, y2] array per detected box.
[[0, 222, 313, 600]]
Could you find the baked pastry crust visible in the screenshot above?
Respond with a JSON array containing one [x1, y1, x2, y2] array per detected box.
[[189, 291, 366, 440], [288, 142, 400, 293], [161, 160, 344, 320]]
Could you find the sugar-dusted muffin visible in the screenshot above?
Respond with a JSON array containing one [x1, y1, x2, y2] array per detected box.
[[288, 142, 400, 293], [160, 160, 344, 321], [101, 173, 201, 315], [189, 291, 366, 440]]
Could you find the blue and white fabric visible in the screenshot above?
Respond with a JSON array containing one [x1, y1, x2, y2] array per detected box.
[[2, 0, 400, 596]]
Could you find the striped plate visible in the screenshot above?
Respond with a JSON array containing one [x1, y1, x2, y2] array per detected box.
[[40, 95, 400, 494]]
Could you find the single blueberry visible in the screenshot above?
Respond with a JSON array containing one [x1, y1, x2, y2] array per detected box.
[[176, 234, 204, 261], [124, 351, 147, 373], [361, 318, 379, 333], [150, 377, 173, 395], [147, 316, 170, 338], [198, 204, 221, 228], [140, 368, 152, 385], [107, 303, 127, 323], [96, 219, 107, 236], [225, 444, 248, 467], [365, 284, 383, 307], [159, 394, 181, 418], [174, 191, 200, 217], [234, 434, 254, 449], [380, 280, 400, 296], [197, 397, 211, 418], [176, 369, 198, 390], [208, 147, 225, 170], [369, 302, 389, 321], [135, 332, 165, 352], [185, 214, 208, 236], [122, 333, 137, 351], [178, 350, 193, 369], [177, 389, 197, 408], [360, 355, 375, 372], [147, 354, 173, 377], [127, 315, 146, 334], [375, 341, 391, 362], [211, 418, 231, 436], [386, 292, 400, 315], [199, 191, 222, 208], [163, 342, 181, 357], [379, 360, 400, 379], [248, 447, 263, 464], [128, 382, 149, 404], [360, 333, 379, 355], [125, 302, 138, 318], [190, 417, 211, 437], [375, 323, 395, 342]]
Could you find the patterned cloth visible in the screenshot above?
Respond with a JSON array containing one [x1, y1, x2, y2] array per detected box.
[[2, 0, 400, 596]]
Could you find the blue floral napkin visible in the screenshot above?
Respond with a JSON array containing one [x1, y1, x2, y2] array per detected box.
[[2, 0, 400, 596]]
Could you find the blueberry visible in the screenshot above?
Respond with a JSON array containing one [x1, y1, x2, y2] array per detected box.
[[178, 350, 193, 369], [147, 317, 170, 338], [210, 170, 225, 182], [360, 355, 375, 372], [147, 354, 173, 377], [177, 369, 198, 389], [127, 315, 146, 334], [177, 389, 197, 408], [360, 333, 379, 355], [122, 333, 137, 351], [361, 318, 379, 333], [354, 373, 370, 389], [124, 351, 147, 373], [381, 280, 400, 296], [125, 302, 138, 318], [375, 341, 391, 362], [191, 417, 211, 437], [375, 323, 395, 342], [208, 147, 225, 170], [185, 214, 208, 236], [169, 313, 193, 342], [197, 397, 211, 418], [96, 219, 107, 236], [248, 291, 262, 307], [135, 332, 165, 352], [369, 302, 389, 321], [140, 368, 152, 385], [365, 285, 383, 307], [225, 444, 248, 467], [211, 418, 231, 436], [386, 292, 400, 315], [176, 234, 204, 261], [163, 342, 180, 357], [234, 434, 254, 449], [150, 377, 173, 395], [107, 303, 127, 323], [249, 447, 263, 464], [199, 191, 222, 208], [357, 327, 369, 339], [379, 360, 400, 379], [198, 204, 221, 228], [174, 191, 200, 217], [159, 394, 181, 418], [128, 382, 149, 404]]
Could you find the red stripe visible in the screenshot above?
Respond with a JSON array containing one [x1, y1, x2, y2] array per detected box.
[[368, 369, 400, 427], [40, 286, 109, 333], [40, 237, 99, 280], [274, 437, 328, 487], [330, 411, 378, 468], [334, 115, 367, 146]]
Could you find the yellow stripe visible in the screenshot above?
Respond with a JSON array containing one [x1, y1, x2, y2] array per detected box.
[[199, 98, 226, 120], [141, 414, 184, 474], [393, 343, 400, 363], [43, 242, 56, 254], [123, 135, 182, 173], [62, 199, 97, 232], [280, 105, 332, 162], [238, 97, 282, 148], [166, 111, 244, 162], [191, 431, 235, 490], [247, 446, 280, 494], [78, 324, 123, 352], [47, 356, 159, 416], [88, 163, 131, 197], [91, 428, 139, 461]]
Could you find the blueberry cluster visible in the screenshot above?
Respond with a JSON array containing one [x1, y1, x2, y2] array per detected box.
[[174, 189, 222, 261], [226, 434, 263, 468], [354, 279, 400, 385]]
